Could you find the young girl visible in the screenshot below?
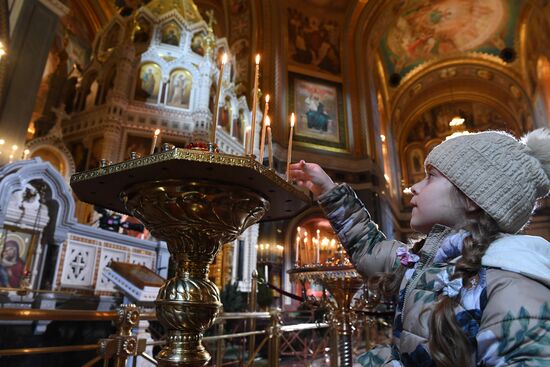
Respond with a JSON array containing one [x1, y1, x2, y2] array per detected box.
[[289, 129, 550, 366]]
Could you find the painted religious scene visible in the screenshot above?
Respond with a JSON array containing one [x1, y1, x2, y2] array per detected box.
[[291, 74, 342, 145], [287, 7, 341, 75], [167, 69, 192, 108], [136, 63, 162, 103], [381, 0, 521, 76]]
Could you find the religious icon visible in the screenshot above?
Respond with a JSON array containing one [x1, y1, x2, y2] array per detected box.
[[135, 63, 161, 102], [191, 31, 206, 56], [233, 109, 245, 143], [0, 228, 35, 288], [219, 96, 231, 133], [167, 70, 192, 108], [289, 72, 347, 152], [160, 23, 181, 46], [287, 8, 341, 75]]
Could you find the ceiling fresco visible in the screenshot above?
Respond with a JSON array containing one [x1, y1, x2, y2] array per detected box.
[[380, 0, 522, 78]]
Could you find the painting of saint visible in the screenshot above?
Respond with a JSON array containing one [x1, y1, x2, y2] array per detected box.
[[233, 109, 245, 143], [287, 8, 341, 75], [0, 230, 34, 288], [293, 77, 340, 143], [0, 240, 25, 288], [135, 63, 161, 102], [160, 23, 181, 46], [167, 70, 192, 108], [191, 32, 205, 56], [219, 97, 231, 133]]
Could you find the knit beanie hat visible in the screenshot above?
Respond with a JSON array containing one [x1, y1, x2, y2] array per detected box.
[[425, 128, 550, 233]]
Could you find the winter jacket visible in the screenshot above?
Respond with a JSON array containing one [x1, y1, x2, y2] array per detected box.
[[318, 183, 550, 367]]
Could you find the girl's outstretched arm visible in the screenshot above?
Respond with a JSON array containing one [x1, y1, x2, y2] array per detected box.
[[317, 183, 401, 276], [290, 160, 401, 276], [288, 160, 336, 199]]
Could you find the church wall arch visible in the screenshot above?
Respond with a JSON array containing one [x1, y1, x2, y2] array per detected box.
[[29, 145, 72, 181], [96, 18, 125, 61]]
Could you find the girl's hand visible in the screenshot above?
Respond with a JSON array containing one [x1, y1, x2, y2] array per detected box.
[[288, 160, 336, 198]]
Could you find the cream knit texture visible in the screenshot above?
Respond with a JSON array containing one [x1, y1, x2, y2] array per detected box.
[[425, 130, 550, 233]]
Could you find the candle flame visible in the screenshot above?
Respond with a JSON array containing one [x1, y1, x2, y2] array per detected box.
[[290, 113, 295, 127], [24, 149, 30, 154], [222, 53, 228, 64], [154, 129, 161, 136], [255, 54, 260, 64], [265, 115, 270, 126], [265, 94, 270, 103], [11, 145, 17, 151], [0, 139, 4, 145], [246, 126, 251, 132]]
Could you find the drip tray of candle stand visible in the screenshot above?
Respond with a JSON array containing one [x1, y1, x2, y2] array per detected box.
[[71, 148, 312, 221], [70, 148, 313, 367]]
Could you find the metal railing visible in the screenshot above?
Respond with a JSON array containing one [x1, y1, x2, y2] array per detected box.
[[0, 306, 337, 366]]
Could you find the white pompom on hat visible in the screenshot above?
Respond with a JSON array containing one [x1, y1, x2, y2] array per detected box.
[[425, 128, 550, 233]]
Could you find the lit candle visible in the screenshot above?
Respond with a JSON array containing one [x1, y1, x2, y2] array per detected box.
[[150, 129, 160, 154], [264, 264, 269, 282], [244, 126, 251, 155], [249, 54, 260, 155], [303, 236, 308, 264], [211, 53, 228, 144], [259, 94, 270, 163], [266, 116, 273, 169], [316, 229, 321, 263], [286, 113, 295, 181], [295, 226, 301, 265], [23, 149, 30, 160]]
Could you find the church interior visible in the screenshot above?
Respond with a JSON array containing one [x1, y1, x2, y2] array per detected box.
[[0, 0, 549, 366]]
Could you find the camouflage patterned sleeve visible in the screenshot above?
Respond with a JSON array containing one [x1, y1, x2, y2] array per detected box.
[[318, 183, 402, 276]]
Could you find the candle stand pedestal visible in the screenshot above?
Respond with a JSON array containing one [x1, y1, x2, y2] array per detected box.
[[71, 148, 311, 367]]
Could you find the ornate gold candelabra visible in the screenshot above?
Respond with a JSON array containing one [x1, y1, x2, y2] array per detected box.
[[288, 246, 363, 367], [71, 148, 311, 366]]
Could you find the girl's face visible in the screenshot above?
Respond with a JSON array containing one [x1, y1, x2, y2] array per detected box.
[[409, 166, 468, 233]]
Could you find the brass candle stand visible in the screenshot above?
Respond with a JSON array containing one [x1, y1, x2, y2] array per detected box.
[[288, 247, 364, 367], [71, 148, 311, 367]]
